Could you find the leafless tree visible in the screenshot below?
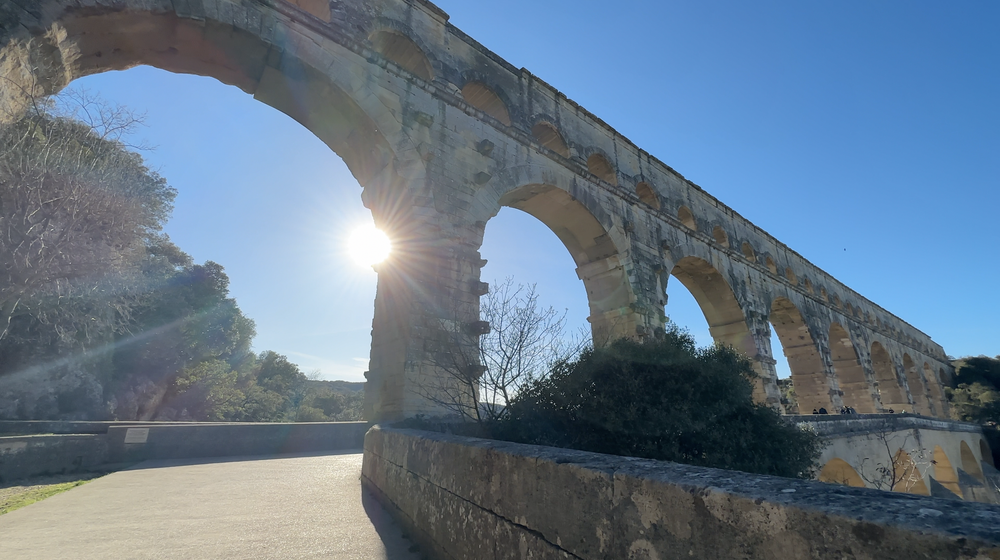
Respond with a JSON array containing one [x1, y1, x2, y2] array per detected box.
[[415, 277, 582, 422], [855, 418, 932, 492], [0, 87, 172, 341]]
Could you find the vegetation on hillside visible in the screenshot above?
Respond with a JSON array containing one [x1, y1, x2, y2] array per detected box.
[[947, 355, 1000, 465], [0, 91, 362, 422]]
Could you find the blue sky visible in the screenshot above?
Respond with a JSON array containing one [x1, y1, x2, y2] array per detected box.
[[72, 0, 999, 381]]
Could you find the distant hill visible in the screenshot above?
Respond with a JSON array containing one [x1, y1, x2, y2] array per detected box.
[[304, 380, 364, 393]]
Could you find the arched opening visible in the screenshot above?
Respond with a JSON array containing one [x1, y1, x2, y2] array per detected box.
[[636, 182, 660, 209], [924, 362, 945, 417], [829, 323, 875, 413], [770, 298, 830, 413], [818, 458, 865, 487], [741, 242, 756, 262], [932, 445, 962, 497], [677, 206, 696, 230], [961, 441, 985, 483], [461, 81, 512, 126], [820, 287, 828, 302], [765, 256, 777, 275], [871, 342, 905, 412], [531, 122, 570, 158], [26, 12, 400, 187], [902, 354, 928, 415], [586, 154, 617, 186], [369, 30, 434, 81], [712, 226, 729, 248], [497, 184, 632, 345], [784, 268, 797, 285], [803, 278, 813, 294], [893, 449, 930, 495], [669, 256, 771, 404], [846, 303, 854, 317], [981, 439, 995, 468], [0, 8, 421, 421]]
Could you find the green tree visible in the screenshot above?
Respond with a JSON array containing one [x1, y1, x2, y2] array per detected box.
[[947, 356, 1000, 466], [0, 92, 174, 341], [496, 327, 821, 479]]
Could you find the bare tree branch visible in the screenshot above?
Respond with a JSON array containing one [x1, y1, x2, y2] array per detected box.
[[413, 277, 583, 423]]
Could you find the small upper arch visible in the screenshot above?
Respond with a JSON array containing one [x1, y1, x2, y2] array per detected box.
[[531, 120, 570, 157], [368, 28, 435, 81], [765, 256, 778, 275], [712, 226, 730, 248], [586, 152, 617, 185], [741, 241, 757, 262], [635, 182, 660, 209], [785, 267, 798, 285], [461, 80, 512, 126], [677, 206, 697, 230]]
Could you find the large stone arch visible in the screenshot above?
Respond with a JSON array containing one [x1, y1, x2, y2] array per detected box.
[[828, 323, 876, 413], [493, 183, 635, 344], [924, 362, 946, 417], [981, 439, 995, 468], [770, 297, 830, 413], [932, 445, 962, 498], [0, 0, 451, 423], [667, 255, 777, 403], [818, 458, 865, 488], [871, 342, 906, 412], [902, 354, 928, 415], [0, 4, 428, 189], [961, 441, 985, 483], [892, 449, 930, 496]]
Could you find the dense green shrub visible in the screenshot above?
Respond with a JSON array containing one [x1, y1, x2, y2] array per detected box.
[[495, 328, 821, 478]]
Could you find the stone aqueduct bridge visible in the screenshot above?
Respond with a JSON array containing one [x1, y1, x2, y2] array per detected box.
[[2, 0, 954, 421]]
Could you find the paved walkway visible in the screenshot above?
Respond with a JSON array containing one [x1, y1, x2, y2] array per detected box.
[[0, 451, 422, 559]]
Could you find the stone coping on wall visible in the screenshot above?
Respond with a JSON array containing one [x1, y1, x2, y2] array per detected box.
[[0, 422, 369, 482], [362, 425, 1000, 560], [786, 414, 985, 438]]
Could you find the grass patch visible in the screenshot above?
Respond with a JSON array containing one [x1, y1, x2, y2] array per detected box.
[[0, 473, 103, 515]]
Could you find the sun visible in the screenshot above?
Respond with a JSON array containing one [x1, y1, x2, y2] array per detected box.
[[348, 224, 392, 267]]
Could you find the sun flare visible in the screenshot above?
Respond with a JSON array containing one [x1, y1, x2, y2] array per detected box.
[[348, 225, 392, 267]]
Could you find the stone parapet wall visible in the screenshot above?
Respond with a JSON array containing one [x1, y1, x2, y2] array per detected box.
[[788, 414, 985, 438], [0, 434, 108, 482], [106, 421, 369, 463], [363, 425, 1000, 560], [0, 422, 369, 482]]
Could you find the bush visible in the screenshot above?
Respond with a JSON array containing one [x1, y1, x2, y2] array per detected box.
[[495, 328, 821, 479]]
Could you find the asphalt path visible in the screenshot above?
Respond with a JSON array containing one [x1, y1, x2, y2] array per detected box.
[[0, 451, 422, 559]]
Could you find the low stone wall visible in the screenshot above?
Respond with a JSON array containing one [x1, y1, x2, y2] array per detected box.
[[0, 420, 196, 436], [0, 434, 108, 482], [787, 413, 985, 438], [362, 426, 1000, 560], [0, 421, 368, 482], [106, 422, 369, 463]]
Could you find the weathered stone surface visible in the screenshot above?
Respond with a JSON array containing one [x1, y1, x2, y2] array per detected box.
[[364, 426, 1000, 560], [797, 414, 999, 504], [0, 0, 956, 421]]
